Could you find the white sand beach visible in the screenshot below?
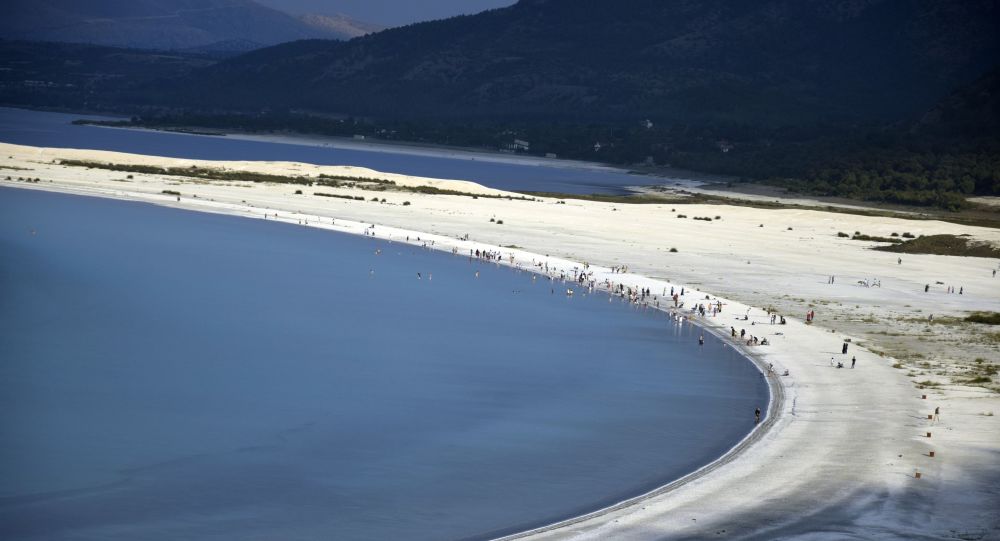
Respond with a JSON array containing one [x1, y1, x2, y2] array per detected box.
[[3, 142, 999, 540]]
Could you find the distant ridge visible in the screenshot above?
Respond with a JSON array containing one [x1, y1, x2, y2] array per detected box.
[[0, 0, 369, 51]]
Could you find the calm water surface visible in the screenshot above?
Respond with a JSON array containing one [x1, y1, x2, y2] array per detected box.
[[0, 188, 767, 540], [0, 107, 671, 195]]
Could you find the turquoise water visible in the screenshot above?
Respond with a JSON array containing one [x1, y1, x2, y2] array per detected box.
[[0, 188, 767, 540], [0, 107, 665, 195]]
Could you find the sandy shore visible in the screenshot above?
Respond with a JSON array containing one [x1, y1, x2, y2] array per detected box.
[[2, 142, 999, 540]]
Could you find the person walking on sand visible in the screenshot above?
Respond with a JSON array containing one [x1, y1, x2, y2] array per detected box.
[[925, 284, 929, 293], [851, 356, 856, 369], [933, 406, 940, 421], [842, 342, 849, 354], [755, 407, 761, 423]]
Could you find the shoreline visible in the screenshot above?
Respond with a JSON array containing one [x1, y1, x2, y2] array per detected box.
[[75, 117, 668, 178], [2, 181, 780, 540], [2, 142, 998, 539], [493, 324, 783, 540]]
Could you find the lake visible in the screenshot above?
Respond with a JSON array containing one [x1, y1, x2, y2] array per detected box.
[[0, 107, 697, 195], [0, 188, 767, 540]]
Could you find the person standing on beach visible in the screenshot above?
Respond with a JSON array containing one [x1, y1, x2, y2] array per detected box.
[[934, 406, 940, 421], [755, 407, 761, 423], [925, 284, 930, 292], [842, 342, 849, 354], [851, 356, 856, 368]]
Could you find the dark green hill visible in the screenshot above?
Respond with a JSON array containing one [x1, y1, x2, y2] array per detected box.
[[157, 0, 999, 125]]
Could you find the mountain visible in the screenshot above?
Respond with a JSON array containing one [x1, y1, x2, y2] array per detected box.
[[0, 0, 354, 51], [1, 0, 998, 209], [254, 0, 516, 28], [157, 0, 1000, 125]]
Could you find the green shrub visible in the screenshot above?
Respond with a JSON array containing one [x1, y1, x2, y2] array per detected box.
[[966, 312, 1000, 325]]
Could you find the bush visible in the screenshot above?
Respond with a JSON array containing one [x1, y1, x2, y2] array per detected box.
[[162, 190, 180, 196], [677, 214, 687, 218], [837, 232, 850, 238], [402, 201, 411, 206], [294, 189, 302, 194], [902, 232, 915, 238], [496, 220, 504, 225], [669, 247, 678, 252], [966, 312, 1000, 325]]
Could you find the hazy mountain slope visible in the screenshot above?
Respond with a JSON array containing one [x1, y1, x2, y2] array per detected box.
[[298, 14, 384, 39], [0, 0, 347, 50], [164, 0, 999, 124]]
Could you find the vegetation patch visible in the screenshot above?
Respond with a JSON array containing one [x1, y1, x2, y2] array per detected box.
[[966, 312, 1000, 325], [315, 192, 365, 201], [874, 234, 1000, 257], [851, 232, 903, 243]]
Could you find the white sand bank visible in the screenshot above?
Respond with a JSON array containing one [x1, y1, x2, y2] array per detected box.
[[2, 142, 998, 540]]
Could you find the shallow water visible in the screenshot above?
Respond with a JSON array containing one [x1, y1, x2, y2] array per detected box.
[[0, 107, 667, 195], [0, 188, 767, 540]]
